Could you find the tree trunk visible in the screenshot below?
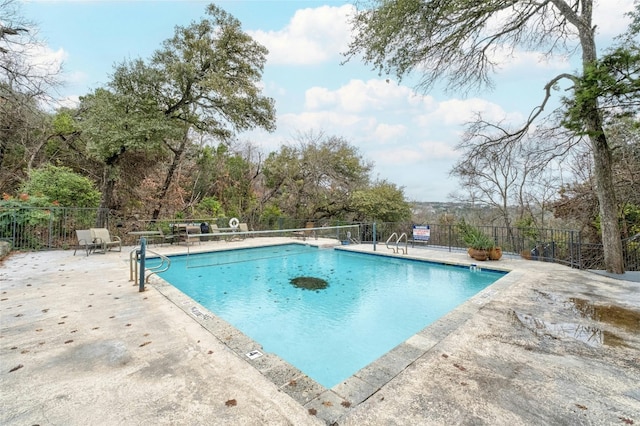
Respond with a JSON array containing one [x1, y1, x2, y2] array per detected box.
[[151, 134, 188, 221], [590, 131, 625, 273], [0, 140, 6, 175], [97, 166, 117, 227], [579, 17, 625, 273]]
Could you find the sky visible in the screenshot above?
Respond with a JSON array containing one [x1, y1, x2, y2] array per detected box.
[[17, 0, 635, 202]]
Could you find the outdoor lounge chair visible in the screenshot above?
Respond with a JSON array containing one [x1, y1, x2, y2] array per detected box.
[[228, 222, 250, 241], [184, 225, 201, 245], [74, 229, 98, 256], [227, 223, 249, 241], [209, 224, 222, 240], [292, 222, 316, 241], [90, 228, 122, 253], [239, 222, 251, 238], [157, 227, 175, 245]]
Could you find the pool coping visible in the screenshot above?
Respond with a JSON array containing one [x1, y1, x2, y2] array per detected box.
[[149, 241, 516, 424]]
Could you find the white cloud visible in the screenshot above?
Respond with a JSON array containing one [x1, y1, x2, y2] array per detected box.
[[417, 98, 512, 127], [489, 45, 571, 73], [374, 147, 424, 165], [373, 139, 459, 166], [373, 123, 406, 143], [248, 4, 355, 65], [62, 70, 88, 86], [53, 95, 80, 109], [417, 140, 459, 160], [304, 86, 337, 110], [16, 43, 66, 79], [305, 79, 430, 113], [594, 0, 635, 36], [280, 110, 376, 134], [265, 80, 518, 169]]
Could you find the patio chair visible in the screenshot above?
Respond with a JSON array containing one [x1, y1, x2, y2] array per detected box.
[[74, 229, 98, 256], [157, 226, 175, 245], [209, 224, 223, 241], [239, 222, 251, 238], [227, 223, 249, 241], [292, 222, 316, 241], [185, 225, 201, 245], [229, 222, 250, 242], [90, 228, 122, 253]]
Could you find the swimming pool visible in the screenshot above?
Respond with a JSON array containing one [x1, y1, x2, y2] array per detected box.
[[156, 244, 505, 388]]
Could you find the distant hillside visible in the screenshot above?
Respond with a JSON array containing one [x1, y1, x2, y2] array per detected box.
[[411, 201, 472, 215]]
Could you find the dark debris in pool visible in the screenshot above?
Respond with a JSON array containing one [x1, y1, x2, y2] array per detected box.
[[290, 276, 328, 291]]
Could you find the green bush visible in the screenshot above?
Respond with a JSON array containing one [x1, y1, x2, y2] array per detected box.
[[21, 165, 100, 207]]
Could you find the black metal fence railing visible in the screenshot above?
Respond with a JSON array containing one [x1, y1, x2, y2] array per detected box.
[[0, 207, 112, 251], [361, 222, 639, 272], [1, 207, 638, 272], [577, 234, 640, 271]]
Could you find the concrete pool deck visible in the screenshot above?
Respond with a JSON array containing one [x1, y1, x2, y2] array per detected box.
[[1, 238, 639, 425]]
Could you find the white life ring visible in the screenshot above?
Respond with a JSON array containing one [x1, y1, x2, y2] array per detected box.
[[229, 217, 239, 228]]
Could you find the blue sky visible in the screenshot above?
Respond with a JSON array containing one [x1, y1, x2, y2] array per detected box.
[[20, 0, 635, 201]]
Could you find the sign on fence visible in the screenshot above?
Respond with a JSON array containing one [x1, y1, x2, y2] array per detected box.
[[412, 225, 430, 241]]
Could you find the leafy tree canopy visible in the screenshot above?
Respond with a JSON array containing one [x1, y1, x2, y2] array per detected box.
[[351, 180, 412, 222], [262, 132, 373, 219]]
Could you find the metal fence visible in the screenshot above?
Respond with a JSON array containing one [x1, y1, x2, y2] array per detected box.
[[0, 208, 360, 250], [1, 207, 638, 271], [361, 222, 639, 272], [0, 207, 112, 250]]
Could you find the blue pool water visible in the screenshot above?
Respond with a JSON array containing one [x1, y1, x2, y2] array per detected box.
[[156, 244, 505, 388]]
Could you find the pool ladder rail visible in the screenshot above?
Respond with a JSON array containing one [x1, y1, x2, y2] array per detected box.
[[129, 248, 171, 285], [386, 232, 408, 255]]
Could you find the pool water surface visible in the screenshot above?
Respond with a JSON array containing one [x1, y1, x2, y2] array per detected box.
[[156, 244, 504, 388]]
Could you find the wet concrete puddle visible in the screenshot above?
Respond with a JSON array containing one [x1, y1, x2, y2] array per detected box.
[[512, 291, 640, 348]]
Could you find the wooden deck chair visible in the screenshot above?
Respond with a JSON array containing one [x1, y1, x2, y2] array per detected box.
[[74, 229, 98, 256], [90, 228, 122, 253]]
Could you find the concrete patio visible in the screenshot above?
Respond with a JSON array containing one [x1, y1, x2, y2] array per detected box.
[[1, 238, 638, 425]]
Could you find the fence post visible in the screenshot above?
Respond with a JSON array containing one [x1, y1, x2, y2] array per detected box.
[[11, 210, 17, 248], [48, 210, 53, 249], [139, 237, 146, 292], [577, 231, 582, 269], [372, 222, 377, 251], [570, 230, 574, 269], [448, 224, 452, 252]]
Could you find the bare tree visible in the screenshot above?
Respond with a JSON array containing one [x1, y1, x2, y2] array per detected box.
[[0, 0, 60, 98], [347, 0, 636, 272], [1, 0, 62, 192]]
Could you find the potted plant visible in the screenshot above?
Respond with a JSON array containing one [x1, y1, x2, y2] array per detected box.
[[488, 245, 503, 260], [458, 221, 496, 261]]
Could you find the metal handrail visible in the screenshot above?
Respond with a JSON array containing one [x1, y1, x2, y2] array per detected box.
[[386, 232, 399, 253], [143, 250, 171, 283], [385, 232, 408, 254], [129, 247, 171, 285], [397, 232, 408, 255]]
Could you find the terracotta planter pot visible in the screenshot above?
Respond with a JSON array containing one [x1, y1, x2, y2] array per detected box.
[[468, 248, 489, 261], [489, 247, 503, 260]]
